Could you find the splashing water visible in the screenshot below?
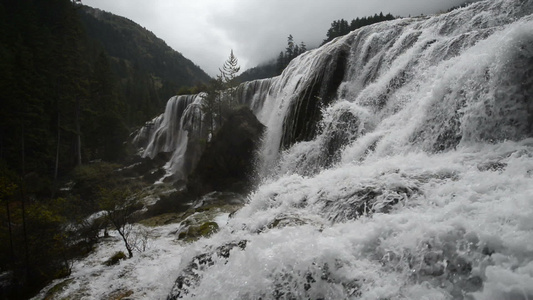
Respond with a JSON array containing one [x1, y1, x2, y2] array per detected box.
[[165, 1, 533, 299], [135, 94, 206, 181], [49, 0, 533, 299]]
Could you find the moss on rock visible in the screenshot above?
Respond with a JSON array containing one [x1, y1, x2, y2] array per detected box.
[[178, 221, 219, 242], [104, 251, 127, 266]]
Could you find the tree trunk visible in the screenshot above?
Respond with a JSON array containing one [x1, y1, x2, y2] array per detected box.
[[53, 112, 61, 197], [20, 125, 25, 176], [6, 201, 14, 259], [20, 126, 29, 279], [117, 226, 133, 258], [75, 96, 82, 166]]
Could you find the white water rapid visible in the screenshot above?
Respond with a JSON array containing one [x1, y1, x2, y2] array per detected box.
[[166, 1, 533, 298], [59, 0, 532, 299], [134, 93, 206, 181]]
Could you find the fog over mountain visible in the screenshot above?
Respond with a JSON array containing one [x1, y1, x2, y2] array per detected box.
[[83, 0, 472, 75]]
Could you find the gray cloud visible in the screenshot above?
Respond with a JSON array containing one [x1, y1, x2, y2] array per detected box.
[[83, 0, 470, 76]]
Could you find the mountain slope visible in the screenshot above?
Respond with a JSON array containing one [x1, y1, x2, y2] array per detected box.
[[78, 5, 212, 103]]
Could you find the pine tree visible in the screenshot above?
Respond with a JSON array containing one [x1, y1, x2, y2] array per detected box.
[[219, 50, 240, 91], [86, 52, 128, 161], [219, 49, 241, 109], [201, 50, 241, 136], [285, 35, 294, 61], [276, 51, 286, 74], [299, 41, 307, 54], [323, 14, 396, 45]]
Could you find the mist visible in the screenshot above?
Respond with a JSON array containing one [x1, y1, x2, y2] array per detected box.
[[83, 0, 472, 76]]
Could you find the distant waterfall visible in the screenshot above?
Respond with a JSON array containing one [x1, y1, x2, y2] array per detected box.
[[134, 94, 205, 181]]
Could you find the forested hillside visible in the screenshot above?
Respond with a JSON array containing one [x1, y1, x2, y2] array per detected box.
[[0, 0, 212, 181], [0, 1, 210, 297], [78, 6, 212, 124]]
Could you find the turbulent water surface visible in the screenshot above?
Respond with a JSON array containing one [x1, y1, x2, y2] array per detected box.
[[38, 0, 533, 299]]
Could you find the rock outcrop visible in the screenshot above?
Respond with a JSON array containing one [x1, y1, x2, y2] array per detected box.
[[187, 106, 265, 196]]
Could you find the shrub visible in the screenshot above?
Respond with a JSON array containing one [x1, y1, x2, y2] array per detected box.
[[105, 251, 127, 266]]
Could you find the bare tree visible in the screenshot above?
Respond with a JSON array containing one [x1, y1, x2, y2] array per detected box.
[[98, 187, 138, 258]]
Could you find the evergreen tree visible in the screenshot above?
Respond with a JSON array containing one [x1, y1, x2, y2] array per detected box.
[[293, 44, 300, 59], [201, 50, 241, 138], [299, 41, 307, 54], [322, 13, 395, 45], [275, 34, 308, 74], [219, 50, 241, 90], [285, 34, 294, 62], [219, 49, 241, 109], [276, 51, 286, 74], [86, 52, 128, 162]]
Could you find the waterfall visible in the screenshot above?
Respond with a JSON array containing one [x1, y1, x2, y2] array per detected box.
[[128, 0, 533, 298], [255, 0, 533, 178], [134, 93, 205, 181]]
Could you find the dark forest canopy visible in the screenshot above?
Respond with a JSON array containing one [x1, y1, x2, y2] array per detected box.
[[0, 1, 210, 297], [78, 5, 212, 117], [321, 13, 396, 45], [0, 0, 212, 179], [238, 12, 396, 82]]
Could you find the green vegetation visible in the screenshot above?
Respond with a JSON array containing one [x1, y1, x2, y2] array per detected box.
[[201, 50, 243, 137], [276, 35, 308, 74], [104, 251, 127, 266], [78, 6, 212, 125], [0, 1, 213, 294], [321, 13, 396, 45], [0, 0, 212, 198], [42, 278, 74, 300], [98, 187, 141, 258], [238, 13, 396, 82], [178, 221, 219, 242]]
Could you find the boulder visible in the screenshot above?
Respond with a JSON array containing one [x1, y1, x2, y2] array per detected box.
[[187, 106, 265, 196]]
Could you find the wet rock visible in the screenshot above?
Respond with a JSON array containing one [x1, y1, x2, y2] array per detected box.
[[107, 289, 134, 300], [446, 256, 472, 276], [166, 192, 246, 242], [280, 45, 349, 150], [117, 152, 171, 181], [0, 271, 22, 300], [167, 241, 247, 299], [177, 221, 219, 242], [464, 275, 483, 292], [40, 278, 74, 300], [481, 245, 495, 256], [267, 215, 309, 230], [268, 262, 361, 300], [322, 184, 420, 223], [187, 107, 265, 196], [104, 251, 127, 266], [321, 110, 362, 168], [477, 161, 507, 172], [434, 113, 463, 152]]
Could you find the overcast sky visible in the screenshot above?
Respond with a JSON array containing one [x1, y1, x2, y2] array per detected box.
[[82, 0, 469, 76]]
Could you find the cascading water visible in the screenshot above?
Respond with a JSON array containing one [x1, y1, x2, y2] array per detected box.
[[122, 1, 533, 299], [159, 0, 533, 299], [134, 93, 206, 181]]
